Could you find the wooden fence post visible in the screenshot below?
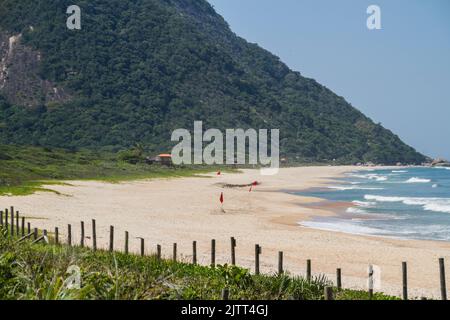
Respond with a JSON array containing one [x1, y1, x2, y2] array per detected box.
[[0, 210, 3, 226], [221, 288, 230, 300], [173, 243, 177, 262], [80, 221, 85, 247], [21, 217, 25, 237], [211, 239, 216, 267], [5, 209, 8, 230], [402, 262, 408, 300], [10, 209, 14, 236], [157, 244, 161, 260], [140, 238, 145, 257], [55, 227, 59, 245], [231, 237, 236, 266], [336, 268, 342, 290], [324, 286, 334, 300], [33, 228, 38, 240], [368, 265, 374, 299], [255, 244, 261, 275], [307, 259, 312, 282], [439, 258, 447, 300], [68, 224, 72, 246], [109, 226, 114, 252], [278, 251, 284, 275], [92, 219, 97, 251], [15, 211, 19, 236], [193, 241, 197, 265], [125, 231, 129, 254]]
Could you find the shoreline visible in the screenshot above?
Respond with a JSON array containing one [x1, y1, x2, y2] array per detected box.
[[293, 166, 450, 244], [1, 165, 449, 298]]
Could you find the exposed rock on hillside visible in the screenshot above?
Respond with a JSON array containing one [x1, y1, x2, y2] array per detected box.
[[0, 30, 70, 107]]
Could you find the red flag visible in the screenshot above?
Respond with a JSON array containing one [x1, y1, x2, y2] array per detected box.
[[217, 170, 221, 176], [220, 192, 224, 204]]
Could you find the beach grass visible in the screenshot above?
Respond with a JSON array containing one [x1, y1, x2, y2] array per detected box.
[[0, 228, 398, 300], [0, 145, 234, 196]]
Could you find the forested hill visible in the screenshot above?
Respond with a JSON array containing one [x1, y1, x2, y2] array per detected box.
[[0, 0, 426, 164]]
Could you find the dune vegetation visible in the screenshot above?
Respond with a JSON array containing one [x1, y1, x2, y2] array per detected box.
[[0, 228, 398, 300], [0, 144, 229, 195]]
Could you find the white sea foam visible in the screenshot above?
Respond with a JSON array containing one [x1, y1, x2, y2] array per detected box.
[[346, 207, 367, 214], [328, 185, 384, 191], [370, 175, 388, 182], [352, 200, 376, 207], [432, 184, 438, 188], [404, 177, 431, 183], [302, 218, 450, 240], [423, 203, 450, 214], [365, 195, 450, 214], [392, 170, 408, 173], [380, 224, 450, 239], [348, 203, 408, 221], [349, 173, 388, 182], [300, 220, 387, 236]]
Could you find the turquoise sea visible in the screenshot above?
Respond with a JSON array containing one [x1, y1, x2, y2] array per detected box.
[[295, 167, 450, 242]]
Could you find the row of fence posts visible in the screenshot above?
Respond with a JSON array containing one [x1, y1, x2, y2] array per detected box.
[[0, 206, 448, 300], [0, 206, 49, 244]]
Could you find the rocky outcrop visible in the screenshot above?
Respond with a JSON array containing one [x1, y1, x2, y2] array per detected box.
[[431, 158, 450, 167], [0, 30, 71, 107]]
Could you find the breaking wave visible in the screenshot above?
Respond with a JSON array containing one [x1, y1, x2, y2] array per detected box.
[[300, 220, 388, 236], [327, 185, 384, 191], [346, 207, 367, 214], [365, 195, 450, 214], [349, 173, 388, 182], [404, 177, 431, 183], [352, 200, 377, 207]]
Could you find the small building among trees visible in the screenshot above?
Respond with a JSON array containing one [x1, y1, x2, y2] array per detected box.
[[146, 154, 173, 166]]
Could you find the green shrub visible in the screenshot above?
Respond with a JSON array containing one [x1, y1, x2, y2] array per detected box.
[[0, 229, 399, 300]]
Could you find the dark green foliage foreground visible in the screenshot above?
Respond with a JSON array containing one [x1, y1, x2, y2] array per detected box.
[[0, 229, 397, 300], [0, 144, 227, 195], [0, 0, 426, 164]]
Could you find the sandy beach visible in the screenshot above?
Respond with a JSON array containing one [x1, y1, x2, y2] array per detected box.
[[1, 166, 449, 299]]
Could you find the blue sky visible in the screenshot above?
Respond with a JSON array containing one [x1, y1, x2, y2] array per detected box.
[[208, 0, 450, 160]]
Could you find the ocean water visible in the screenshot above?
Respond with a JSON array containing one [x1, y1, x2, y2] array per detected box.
[[295, 167, 450, 242]]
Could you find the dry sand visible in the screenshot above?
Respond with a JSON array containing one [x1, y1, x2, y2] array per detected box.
[[1, 166, 449, 299]]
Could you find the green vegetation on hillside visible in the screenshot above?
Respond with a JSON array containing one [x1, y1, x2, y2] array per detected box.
[[0, 0, 426, 164], [0, 229, 398, 300], [0, 144, 227, 195]]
